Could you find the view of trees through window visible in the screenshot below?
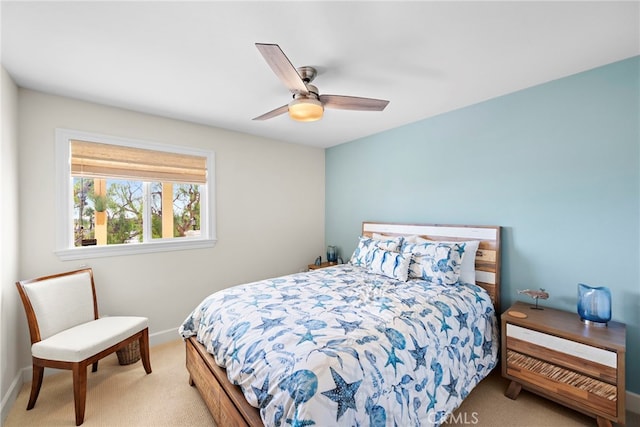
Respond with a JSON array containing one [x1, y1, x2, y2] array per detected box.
[[74, 177, 201, 247]]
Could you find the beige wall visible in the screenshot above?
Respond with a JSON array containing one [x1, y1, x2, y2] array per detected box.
[[1, 67, 20, 423], [12, 89, 325, 382]]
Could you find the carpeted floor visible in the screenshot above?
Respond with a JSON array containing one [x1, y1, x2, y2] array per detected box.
[[4, 340, 637, 426]]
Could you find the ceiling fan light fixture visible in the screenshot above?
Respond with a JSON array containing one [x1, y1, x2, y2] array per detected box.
[[288, 98, 324, 122]]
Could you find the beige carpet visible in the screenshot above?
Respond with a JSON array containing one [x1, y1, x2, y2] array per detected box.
[[4, 340, 638, 426], [4, 340, 214, 427]]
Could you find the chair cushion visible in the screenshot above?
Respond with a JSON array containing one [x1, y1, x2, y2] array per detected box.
[[32, 316, 148, 362]]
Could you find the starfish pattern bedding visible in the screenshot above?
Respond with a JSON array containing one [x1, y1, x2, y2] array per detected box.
[[179, 264, 498, 426]]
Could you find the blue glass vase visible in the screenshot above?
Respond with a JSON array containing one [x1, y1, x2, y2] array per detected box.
[[577, 283, 611, 327], [327, 245, 337, 263]]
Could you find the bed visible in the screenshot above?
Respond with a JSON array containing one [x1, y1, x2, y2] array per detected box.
[[180, 222, 501, 426]]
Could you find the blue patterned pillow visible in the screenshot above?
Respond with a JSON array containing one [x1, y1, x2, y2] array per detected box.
[[371, 234, 404, 252], [349, 235, 404, 267], [367, 248, 411, 281], [402, 241, 464, 285]]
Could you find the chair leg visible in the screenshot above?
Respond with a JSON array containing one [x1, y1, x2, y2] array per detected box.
[[72, 363, 87, 426], [27, 364, 44, 410], [91, 361, 98, 372], [139, 329, 152, 374]]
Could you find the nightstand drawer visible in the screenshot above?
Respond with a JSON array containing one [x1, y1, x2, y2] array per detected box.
[[506, 335, 617, 384], [506, 324, 617, 367], [506, 349, 617, 417]]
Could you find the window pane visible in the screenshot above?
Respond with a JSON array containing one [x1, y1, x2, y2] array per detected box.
[[107, 180, 143, 244], [73, 178, 143, 246], [73, 177, 95, 247], [151, 182, 201, 239]]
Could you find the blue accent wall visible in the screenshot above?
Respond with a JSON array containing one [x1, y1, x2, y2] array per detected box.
[[326, 56, 640, 393]]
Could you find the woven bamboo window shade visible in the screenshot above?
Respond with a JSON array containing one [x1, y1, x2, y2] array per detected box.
[[70, 140, 207, 184]]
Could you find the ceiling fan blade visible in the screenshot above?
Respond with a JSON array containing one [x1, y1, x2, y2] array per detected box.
[[320, 95, 389, 111], [256, 43, 308, 95], [252, 104, 289, 121]]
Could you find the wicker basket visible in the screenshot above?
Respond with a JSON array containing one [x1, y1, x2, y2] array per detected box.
[[116, 340, 141, 365]]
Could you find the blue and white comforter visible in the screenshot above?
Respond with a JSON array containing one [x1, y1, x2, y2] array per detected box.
[[179, 264, 498, 426]]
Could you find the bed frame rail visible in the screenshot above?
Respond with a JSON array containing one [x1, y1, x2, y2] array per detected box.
[[186, 337, 262, 426]]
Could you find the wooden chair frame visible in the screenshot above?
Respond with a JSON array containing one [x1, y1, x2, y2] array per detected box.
[[16, 268, 152, 425]]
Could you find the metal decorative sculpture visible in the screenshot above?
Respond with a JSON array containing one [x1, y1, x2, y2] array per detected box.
[[518, 288, 549, 310]]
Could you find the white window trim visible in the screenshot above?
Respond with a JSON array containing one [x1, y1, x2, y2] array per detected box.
[[54, 128, 217, 261]]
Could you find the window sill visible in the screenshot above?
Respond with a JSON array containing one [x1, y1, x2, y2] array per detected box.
[[55, 238, 217, 261]]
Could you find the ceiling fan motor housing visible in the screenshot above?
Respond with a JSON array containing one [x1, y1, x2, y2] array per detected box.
[[297, 66, 317, 84]]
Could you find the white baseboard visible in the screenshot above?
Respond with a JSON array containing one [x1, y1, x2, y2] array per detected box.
[[150, 327, 181, 346], [0, 369, 24, 426], [628, 390, 640, 414]]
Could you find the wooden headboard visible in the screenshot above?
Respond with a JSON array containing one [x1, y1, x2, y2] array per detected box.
[[361, 222, 502, 313]]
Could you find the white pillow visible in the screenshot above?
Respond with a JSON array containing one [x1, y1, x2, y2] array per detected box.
[[403, 235, 429, 244], [367, 248, 410, 282], [460, 240, 480, 284]]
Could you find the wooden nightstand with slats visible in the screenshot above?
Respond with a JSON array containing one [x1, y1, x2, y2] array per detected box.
[[501, 301, 626, 427]]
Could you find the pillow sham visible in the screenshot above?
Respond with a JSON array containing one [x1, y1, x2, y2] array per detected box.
[[367, 248, 411, 282], [349, 235, 404, 267], [402, 241, 463, 285], [421, 239, 479, 284], [370, 234, 404, 251], [349, 236, 374, 267]]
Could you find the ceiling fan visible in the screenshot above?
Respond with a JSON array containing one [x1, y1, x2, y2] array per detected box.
[[253, 43, 389, 122]]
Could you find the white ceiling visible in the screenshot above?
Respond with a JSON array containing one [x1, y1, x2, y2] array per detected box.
[[2, 1, 638, 148]]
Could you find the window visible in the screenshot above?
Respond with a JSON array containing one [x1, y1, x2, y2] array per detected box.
[[55, 129, 216, 260]]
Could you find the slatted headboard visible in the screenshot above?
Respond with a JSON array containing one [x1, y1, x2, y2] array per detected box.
[[361, 222, 502, 313]]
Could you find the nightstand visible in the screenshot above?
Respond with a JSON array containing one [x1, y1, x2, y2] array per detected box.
[[501, 301, 626, 427], [307, 261, 337, 270]]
